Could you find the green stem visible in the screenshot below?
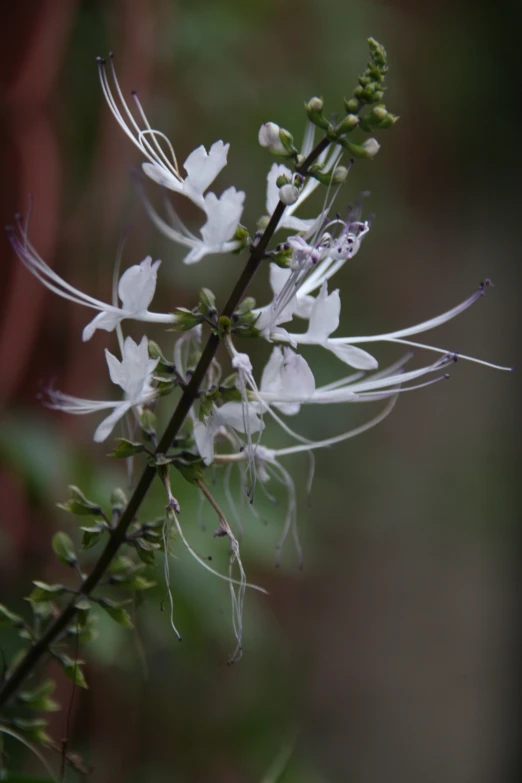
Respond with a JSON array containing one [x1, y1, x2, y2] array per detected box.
[[0, 136, 330, 709]]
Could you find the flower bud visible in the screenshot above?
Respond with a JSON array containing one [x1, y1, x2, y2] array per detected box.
[[339, 136, 380, 159], [344, 97, 359, 114], [258, 122, 286, 153], [331, 166, 350, 184], [258, 122, 296, 156], [304, 96, 330, 130], [335, 113, 359, 135], [279, 183, 299, 205], [362, 137, 380, 157]]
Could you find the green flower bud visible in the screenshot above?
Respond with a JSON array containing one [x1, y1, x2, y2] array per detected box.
[[170, 308, 202, 332], [344, 97, 360, 114], [111, 488, 127, 513], [304, 96, 330, 130], [199, 288, 218, 322], [335, 113, 360, 135]]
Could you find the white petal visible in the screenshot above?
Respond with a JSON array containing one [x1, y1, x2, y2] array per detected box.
[[326, 342, 379, 370], [142, 162, 184, 193], [193, 418, 215, 465], [105, 349, 124, 388], [82, 310, 123, 342], [307, 282, 340, 342], [280, 348, 315, 400], [183, 141, 229, 200], [217, 401, 264, 434], [260, 347, 285, 394], [201, 187, 245, 248], [119, 336, 157, 399], [269, 263, 291, 296], [266, 163, 292, 214], [94, 402, 131, 442], [118, 256, 161, 313]]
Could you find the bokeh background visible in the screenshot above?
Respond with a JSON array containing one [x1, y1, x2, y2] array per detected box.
[[1, 1, 521, 781]]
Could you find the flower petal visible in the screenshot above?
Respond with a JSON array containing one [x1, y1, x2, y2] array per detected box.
[[183, 141, 229, 201], [142, 162, 184, 194], [326, 342, 379, 370], [82, 310, 123, 342], [217, 401, 264, 434], [118, 256, 161, 313], [93, 402, 131, 442], [307, 282, 340, 343], [200, 187, 245, 249]]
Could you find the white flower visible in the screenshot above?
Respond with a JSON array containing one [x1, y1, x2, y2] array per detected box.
[[259, 347, 315, 415], [255, 219, 371, 341], [8, 223, 175, 341], [83, 257, 163, 340], [141, 185, 245, 264], [47, 336, 159, 442], [258, 122, 287, 155], [194, 402, 264, 465], [285, 281, 379, 370], [142, 141, 229, 210], [266, 164, 315, 232], [97, 55, 228, 210]]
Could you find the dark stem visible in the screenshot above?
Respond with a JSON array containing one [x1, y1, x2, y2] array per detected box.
[[0, 135, 330, 708]]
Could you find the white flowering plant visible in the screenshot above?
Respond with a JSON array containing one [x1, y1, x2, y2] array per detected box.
[[0, 38, 511, 773]]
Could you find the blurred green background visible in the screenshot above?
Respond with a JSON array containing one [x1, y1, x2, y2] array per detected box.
[[1, 1, 520, 781]]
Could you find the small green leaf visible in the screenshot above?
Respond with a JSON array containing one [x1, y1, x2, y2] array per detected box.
[[110, 574, 156, 591], [139, 409, 156, 436], [57, 485, 103, 516], [19, 680, 60, 713], [74, 598, 92, 611], [0, 602, 24, 627], [132, 540, 156, 566], [97, 599, 134, 629], [28, 582, 66, 603], [80, 522, 108, 550], [52, 532, 77, 566], [108, 555, 139, 574], [109, 439, 146, 458], [173, 458, 204, 484], [56, 653, 88, 689]]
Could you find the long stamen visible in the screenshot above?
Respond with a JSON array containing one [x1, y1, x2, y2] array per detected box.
[[333, 281, 493, 345]]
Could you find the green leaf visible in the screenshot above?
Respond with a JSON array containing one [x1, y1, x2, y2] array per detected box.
[[108, 439, 146, 458], [56, 653, 88, 689], [57, 485, 103, 516], [173, 458, 204, 484], [28, 582, 66, 603], [19, 680, 60, 713], [51, 532, 77, 566], [80, 522, 108, 550], [108, 555, 139, 574], [139, 409, 156, 436], [0, 602, 23, 627], [132, 540, 157, 566], [110, 574, 156, 591], [12, 718, 52, 745], [97, 599, 134, 629]]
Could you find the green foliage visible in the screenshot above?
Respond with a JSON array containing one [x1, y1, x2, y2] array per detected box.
[[57, 485, 104, 517], [55, 653, 88, 689], [96, 599, 134, 629], [109, 439, 147, 458], [27, 583, 66, 604], [80, 522, 109, 550], [18, 681, 59, 713], [0, 604, 24, 628], [51, 532, 77, 567]]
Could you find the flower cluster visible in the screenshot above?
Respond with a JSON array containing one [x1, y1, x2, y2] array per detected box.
[[8, 40, 511, 659]]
